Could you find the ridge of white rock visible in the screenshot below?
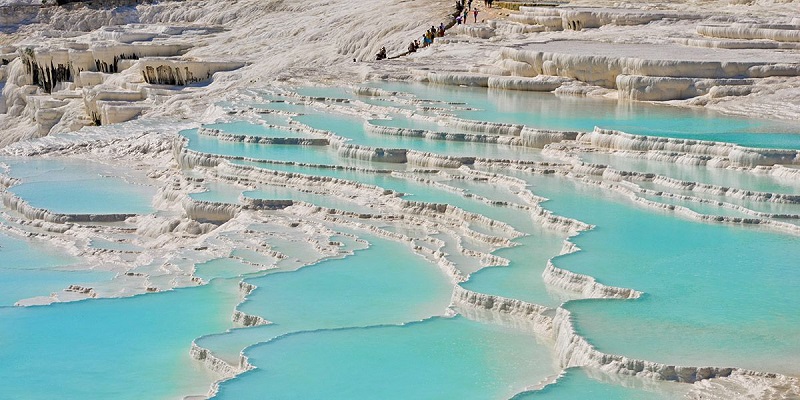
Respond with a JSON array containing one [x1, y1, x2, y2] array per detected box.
[[577, 127, 800, 167], [553, 307, 730, 382], [189, 341, 250, 381], [543, 261, 643, 300], [697, 23, 800, 43], [1, 190, 137, 223], [364, 120, 521, 145], [196, 126, 330, 145], [450, 285, 555, 337]]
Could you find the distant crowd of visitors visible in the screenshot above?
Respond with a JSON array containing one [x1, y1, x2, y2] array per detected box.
[[375, 0, 489, 60]]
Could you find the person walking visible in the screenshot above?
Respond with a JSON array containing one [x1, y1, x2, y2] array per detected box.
[[473, 7, 478, 23]]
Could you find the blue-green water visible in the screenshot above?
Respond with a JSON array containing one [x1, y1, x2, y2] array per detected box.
[[10, 179, 155, 214], [526, 173, 800, 374], [182, 128, 341, 165], [0, 279, 241, 399], [6, 80, 800, 400], [189, 180, 246, 204], [461, 223, 571, 307], [638, 192, 759, 218], [365, 81, 799, 149], [0, 233, 113, 305], [371, 115, 480, 135], [196, 233, 456, 370], [258, 113, 292, 126], [295, 113, 548, 161], [4, 158, 156, 215], [230, 159, 532, 233], [578, 151, 800, 195], [236, 235, 452, 332], [215, 316, 558, 400]]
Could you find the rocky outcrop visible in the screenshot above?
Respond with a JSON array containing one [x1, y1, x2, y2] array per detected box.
[[616, 75, 755, 101], [487, 75, 573, 92], [197, 127, 329, 145], [336, 144, 408, 163], [450, 285, 554, 336], [138, 59, 244, 86], [231, 310, 270, 327], [426, 71, 490, 87], [364, 121, 521, 145], [520, 127, 579, 148], [481, 45, 800, 101], [543, 262, 643, 300]]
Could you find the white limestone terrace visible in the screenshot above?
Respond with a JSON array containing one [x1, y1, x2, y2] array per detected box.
[[438, 5, 800, 103], [514, 40, 800, 64], [0, 0, 457, 144], [482, 39, 800, 101], [0, 0, 799, 398], [394, 0, 800, 118], [2, 0, 800, 138]]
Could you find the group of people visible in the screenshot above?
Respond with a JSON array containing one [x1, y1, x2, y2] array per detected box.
[[456, 7, 479, 24], [409, 23, 445, 52], [386, 22, 444, 59], [378, 0, 491, 60], [454, 0, 480, 25]]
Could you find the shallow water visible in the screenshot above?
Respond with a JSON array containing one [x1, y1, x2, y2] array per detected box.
[[7, 80, 800, 400], [524, 173, 800, 374], [461, 223, 571, 307], [638, 192, 758, 218], [231, 159, 529, 231], [197, 233, 456, 372], [236, 234, 453, 331], [366, 81, 799, 149], [579, 151, 800, 195], [189, 183, 244, 204], [182, 128, 341, 164], [4, 158, 156, 215], [635, 179, 800, 215], [215, 316, 557, 400], [0, 279, 241, 399], [0, 233, 113, 305], [295, 113, 549, 161]]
